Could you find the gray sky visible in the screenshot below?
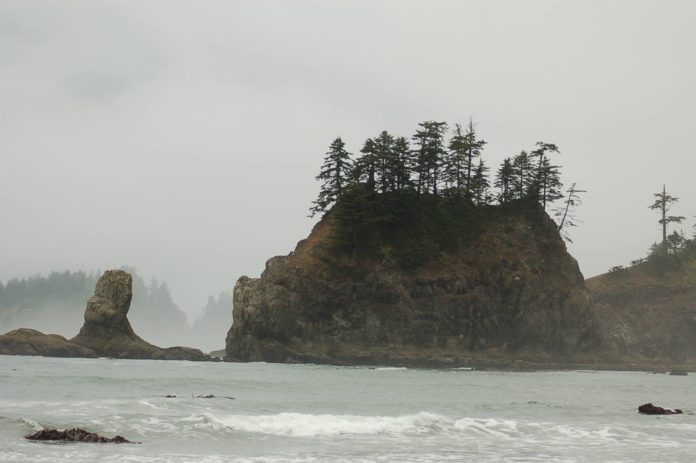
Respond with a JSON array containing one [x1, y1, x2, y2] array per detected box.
[[1, 0, 695, 319]]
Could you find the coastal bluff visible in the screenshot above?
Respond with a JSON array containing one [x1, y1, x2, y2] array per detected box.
[[588, 261, 696, 368], [226, 203, 599, 367], [0, 270, 210, 361]]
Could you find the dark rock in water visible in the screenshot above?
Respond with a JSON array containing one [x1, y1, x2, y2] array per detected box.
[[192, 394, 235, 399], [0, 329, 97, 358], [638, 403, 683, 415], [25, 428, 136, 443], [670, 367, 688, 376], [152, 346, 214, 361]]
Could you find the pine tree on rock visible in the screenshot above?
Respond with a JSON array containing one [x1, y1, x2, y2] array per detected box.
[[511, 151, 533, 199], [373, 131, 396, 194], [649, 185, 685, 246], [461, 119, 487, 200], [495, 157, 514, 204], [470, 159, 490, 206], [411, 121, 448, 196], [530, 142, 562, 210], [353, 138, 379, 193], [392, 136, 412, 193], [445, 123, 469, 196], [310, 137, 352, 217]]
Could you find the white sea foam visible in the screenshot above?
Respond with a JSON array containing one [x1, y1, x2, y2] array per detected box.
[[202, 412, 448, 437]]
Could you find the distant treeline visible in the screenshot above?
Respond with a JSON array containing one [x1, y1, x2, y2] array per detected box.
[[0, 270, 96, 311], [310, 120, 579, 261]]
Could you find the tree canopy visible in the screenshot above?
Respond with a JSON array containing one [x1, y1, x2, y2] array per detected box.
[[310, 120, 578, 260]]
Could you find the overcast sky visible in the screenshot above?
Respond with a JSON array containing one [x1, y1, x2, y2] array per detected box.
[[1, 0, 695, 319]]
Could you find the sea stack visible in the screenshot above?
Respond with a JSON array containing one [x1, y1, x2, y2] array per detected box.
[[226, 202, 599, 366], [71, 269, 211, 360], [71, 270, 159, 358]]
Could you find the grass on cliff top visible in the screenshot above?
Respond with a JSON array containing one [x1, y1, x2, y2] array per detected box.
[[325, 189, 549, 271]]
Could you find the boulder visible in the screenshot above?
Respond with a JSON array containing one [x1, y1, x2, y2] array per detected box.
[[638, 403, 683, 415]]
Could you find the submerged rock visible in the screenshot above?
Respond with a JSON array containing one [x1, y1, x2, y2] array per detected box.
[[25, 428, 136, 443], [638, 403, 683, 415]]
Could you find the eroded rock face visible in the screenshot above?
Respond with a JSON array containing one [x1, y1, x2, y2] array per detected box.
[[587, 264, 696, 366], [226, 205, 599, 366], [71, 270, 159, 359]]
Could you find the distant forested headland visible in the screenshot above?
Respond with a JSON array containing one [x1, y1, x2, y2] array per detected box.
[[310, 120, 581, 265]]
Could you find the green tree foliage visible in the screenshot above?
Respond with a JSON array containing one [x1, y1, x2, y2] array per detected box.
[[529, 142, 562, 210], [309, 120, 574, 263], [495, 157, 514, 204], [392, 136, 412, 193], [411, 121, 448, 196], [511, 151, 533, 199], [444, 120, 486, 200], [310, 137, 352, 217], [470, 159, 490, 206]]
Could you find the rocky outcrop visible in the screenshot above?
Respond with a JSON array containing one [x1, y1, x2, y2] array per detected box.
[[25, 428, 136, 443], [1, 270, 211, 361], [587, 264, 696, 367], [0, 328, 97, 357], [226, 204, 599, 366]]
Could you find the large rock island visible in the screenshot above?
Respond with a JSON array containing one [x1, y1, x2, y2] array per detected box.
[[226, 202, 599, 367], [0, 270, 211, 361]]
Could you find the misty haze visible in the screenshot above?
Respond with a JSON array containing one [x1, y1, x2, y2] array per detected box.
[[2, 1, 696, 462]]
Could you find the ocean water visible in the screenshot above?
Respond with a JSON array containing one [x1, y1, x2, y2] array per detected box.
[[1, 355, 694, 462]]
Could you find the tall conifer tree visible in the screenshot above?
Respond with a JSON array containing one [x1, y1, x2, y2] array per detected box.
[[310, 137, 352, 217], [649, 185, 684, 246], [495, 157, 514, 204]]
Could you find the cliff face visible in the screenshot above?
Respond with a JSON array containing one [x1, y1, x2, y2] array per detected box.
[[226, 204, 598, 366], [587, 263, 696, 365]]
